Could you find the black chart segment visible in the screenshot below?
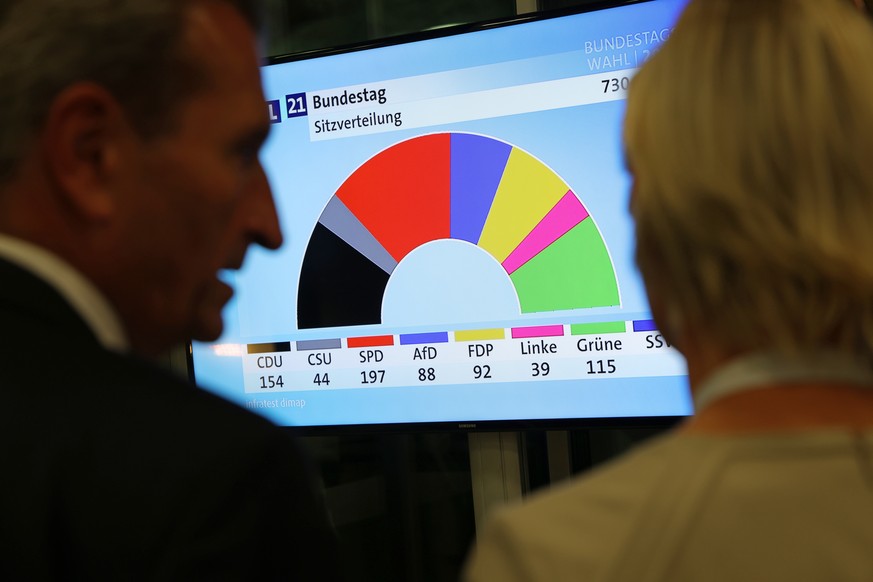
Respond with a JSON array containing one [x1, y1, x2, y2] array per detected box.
[[297, 132, 620, 329], [297, 223, 390, 329]]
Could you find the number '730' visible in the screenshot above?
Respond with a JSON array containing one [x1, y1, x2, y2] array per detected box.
[[601, 77, 630, 93]]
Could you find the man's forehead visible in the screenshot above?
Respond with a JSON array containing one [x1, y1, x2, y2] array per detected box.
[[166, 3, 268, 138], [181, 1, 262, 84]]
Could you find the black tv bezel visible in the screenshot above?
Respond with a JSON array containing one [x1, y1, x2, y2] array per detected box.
[[266, 0, 655, 66], [187, 0, 688, 435]]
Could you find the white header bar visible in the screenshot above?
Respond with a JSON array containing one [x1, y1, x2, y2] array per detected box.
[[306, 68, 637, 142]]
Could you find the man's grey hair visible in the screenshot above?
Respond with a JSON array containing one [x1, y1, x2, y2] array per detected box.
[[0, 0, 260, 184]]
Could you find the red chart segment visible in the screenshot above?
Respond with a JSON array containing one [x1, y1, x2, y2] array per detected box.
[[336, 133, 452, 262]]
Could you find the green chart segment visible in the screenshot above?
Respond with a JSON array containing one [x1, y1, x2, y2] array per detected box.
[[297, 132, 620, 329], [510, 219, 616, 312]]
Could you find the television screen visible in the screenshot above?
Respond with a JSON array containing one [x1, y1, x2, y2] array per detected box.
[[190, 0, 693, 430]]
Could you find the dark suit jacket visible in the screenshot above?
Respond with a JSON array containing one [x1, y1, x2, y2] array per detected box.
[[0, 259, 340, 580]]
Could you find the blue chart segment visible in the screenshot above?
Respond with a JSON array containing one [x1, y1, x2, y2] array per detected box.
[[297, 132, 620, 329], [450, 134, 511, 244]]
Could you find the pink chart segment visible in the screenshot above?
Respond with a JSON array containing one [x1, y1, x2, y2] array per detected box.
[[511, 325, 565, 339], [502, 191, 589, 274]]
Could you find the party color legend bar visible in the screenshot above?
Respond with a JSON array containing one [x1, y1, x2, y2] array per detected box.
[[235, 318, 685, 394], [347, 335, 395, 348], [511, 325, 565, 339]]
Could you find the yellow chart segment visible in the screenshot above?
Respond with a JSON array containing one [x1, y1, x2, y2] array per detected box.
[[477, 148, 571, 262]]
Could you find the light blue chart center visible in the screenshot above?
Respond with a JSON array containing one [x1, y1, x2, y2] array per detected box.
[[381, 239, 520, 326]]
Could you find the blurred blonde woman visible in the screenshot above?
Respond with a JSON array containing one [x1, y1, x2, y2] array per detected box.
[[465, 1, 873, 580]]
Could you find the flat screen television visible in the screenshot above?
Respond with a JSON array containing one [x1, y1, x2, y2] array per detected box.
[[190, 0, 693, 432]]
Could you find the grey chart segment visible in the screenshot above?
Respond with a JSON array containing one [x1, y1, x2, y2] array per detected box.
[[319, 196, 398, 275]]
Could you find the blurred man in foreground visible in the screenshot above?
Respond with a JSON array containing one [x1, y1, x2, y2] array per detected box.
[[465, 0, 873, 580], [0, 1, 339, 578]]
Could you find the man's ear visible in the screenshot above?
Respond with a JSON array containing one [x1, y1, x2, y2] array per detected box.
[[40, 82, 129, 221]]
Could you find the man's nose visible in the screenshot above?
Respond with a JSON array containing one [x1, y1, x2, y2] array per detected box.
[[246, 162, 283, 251]]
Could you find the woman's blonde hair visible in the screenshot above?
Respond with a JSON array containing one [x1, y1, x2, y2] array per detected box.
[[625, 0, 873, 359]]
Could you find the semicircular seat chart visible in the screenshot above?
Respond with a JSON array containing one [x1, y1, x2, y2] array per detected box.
[[297, 132, 620, 329]]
